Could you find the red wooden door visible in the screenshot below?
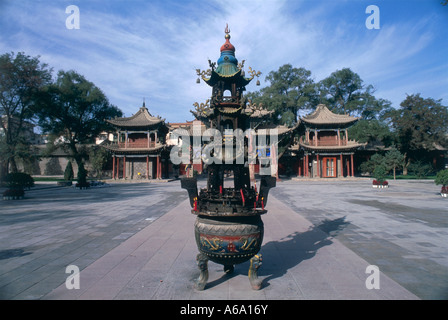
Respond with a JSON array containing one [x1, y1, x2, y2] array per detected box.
[[323, 157, 337, 178]]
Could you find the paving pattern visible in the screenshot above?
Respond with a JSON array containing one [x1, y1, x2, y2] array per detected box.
[[0, 178, 446, 300]]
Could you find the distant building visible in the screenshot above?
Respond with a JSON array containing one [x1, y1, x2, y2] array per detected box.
[[102, 102, 170, 179], [167, 119, 207, 176], [291, 104, 366, 178], [0, 115, 44, 145]]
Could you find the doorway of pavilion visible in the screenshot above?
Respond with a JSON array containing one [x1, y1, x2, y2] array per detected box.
[[322, 157, 337, 178]]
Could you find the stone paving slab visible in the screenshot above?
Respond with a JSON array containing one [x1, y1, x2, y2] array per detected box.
[[43, 195, 419, 300]]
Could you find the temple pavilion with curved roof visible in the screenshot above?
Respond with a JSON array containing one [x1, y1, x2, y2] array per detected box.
[[102, 101, 170, 180], [291, 104, 366, 178]]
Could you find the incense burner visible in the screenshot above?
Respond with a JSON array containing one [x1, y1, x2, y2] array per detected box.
[[181, 25, 275, 290]]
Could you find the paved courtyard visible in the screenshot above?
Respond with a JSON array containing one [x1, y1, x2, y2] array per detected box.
[[0, 178, 446, 300], [272, 178, 448, 299]]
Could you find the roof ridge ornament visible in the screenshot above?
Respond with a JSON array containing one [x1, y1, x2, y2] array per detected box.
[[220, 23, 235, 52]]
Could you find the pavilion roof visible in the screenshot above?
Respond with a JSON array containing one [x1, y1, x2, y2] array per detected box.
[[301, 104, 359, 126], [107, 106, 163, 129]]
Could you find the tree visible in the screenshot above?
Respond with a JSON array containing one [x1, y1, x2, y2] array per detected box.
[[76, 161, 89, 188], [89, 145, 109, 178], [64, 160, 74, 181], [373, 164, 387, 184], [387, 94, 448, 166], [317, 68, 393, 120], [36, 70, 122, 169], [348, 119, 395, 147], [246, 64, 317, 126], [384, 147, 404, 180], [317, 68, 364, 115], [0, 52, 52, 177], [360, 153, 385, 175], [435, 169, 448, 187], [408, 160, 433, 179]]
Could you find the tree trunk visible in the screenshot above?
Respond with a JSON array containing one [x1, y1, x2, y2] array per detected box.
[[403, 153, 409, 176], [9, 157, 18, 174]]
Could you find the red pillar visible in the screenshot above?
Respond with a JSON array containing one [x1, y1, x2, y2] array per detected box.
[[159, 157, 162, 179], [305, 154, 309, 177], [146, 156, 149, 179], [351, 154, 354, 177], [340, 154, 343, 177], [123, 156, 126, 179], [112, 156, 115, 179], [156, 156, 160, 179], [346, 158, 349, 177], [304, 156, 307, 177], [316, 154, 320, 178], [116, 157, 120, 179]]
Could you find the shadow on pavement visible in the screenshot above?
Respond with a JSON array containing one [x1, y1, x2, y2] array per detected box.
[[200, 217, 350, 290], [261, 216, 350, 288]]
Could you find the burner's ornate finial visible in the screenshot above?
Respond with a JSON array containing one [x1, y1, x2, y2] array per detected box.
[[225, 23, 230, 35]]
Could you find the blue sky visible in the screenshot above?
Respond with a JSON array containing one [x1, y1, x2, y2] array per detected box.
[[1, 0, 447, 123]]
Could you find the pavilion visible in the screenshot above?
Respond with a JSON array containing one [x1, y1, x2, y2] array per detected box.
[[103, 102, 170, 180], [292, 104, 366, 178]]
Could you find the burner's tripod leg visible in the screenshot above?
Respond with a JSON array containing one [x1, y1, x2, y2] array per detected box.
[[196, 253, 209, 290], [249, 254, 262, 290]]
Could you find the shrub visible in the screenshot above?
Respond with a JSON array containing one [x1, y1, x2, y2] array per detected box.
[[408, 160, 433, 179], [435, 169, 448, 187], [373, 165, 387, 184], [3, 172, 34, 190], [76, 162, 90, 189], [64, 161, 74, 181]]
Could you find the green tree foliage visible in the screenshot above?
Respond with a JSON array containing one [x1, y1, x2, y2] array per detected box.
[[435, 169, 448, 186], [246, 64, 317, 126], [36, 70, 122, 168], [64, 160, 74, 181], [249, 65, 395, 147], [384, 147, 404, 180], [348, 119, 395, 147], [387, 94, 448, 162], [373, 164, 387, 183], [76, 161, 89, 188], [0, 52, 52, 176], [317, 68, 393, 120], [317, 68, 364, 115], [360, 153, 384, 175], [3, 172, 34, 190], [89, 145, 109, 178], [360, 148, 405, 180], [408, 160, 433, 179]]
